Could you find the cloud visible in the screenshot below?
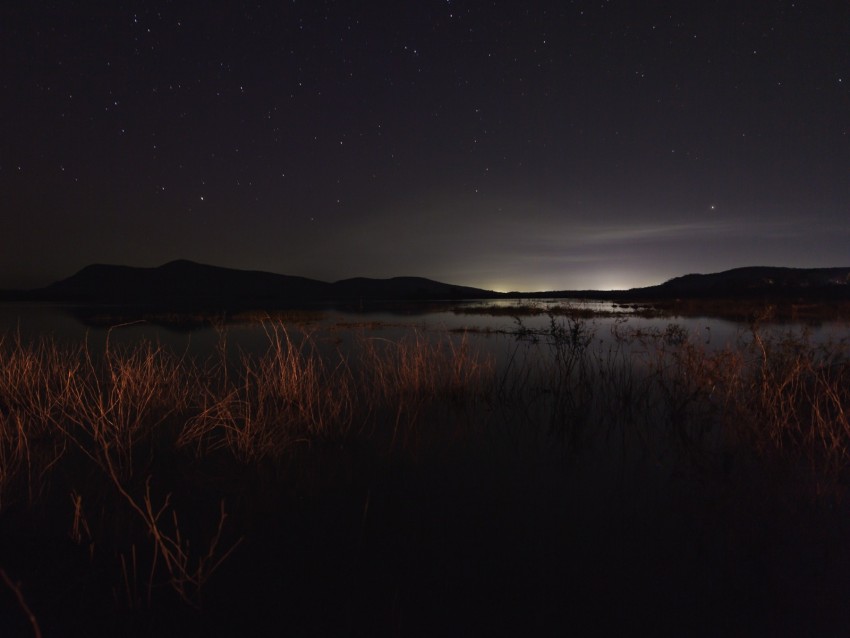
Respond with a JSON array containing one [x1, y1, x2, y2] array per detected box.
[[574, 220, 741, 245]]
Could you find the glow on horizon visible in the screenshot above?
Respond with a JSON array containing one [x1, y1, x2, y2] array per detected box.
[[477, 271, 659, 294]]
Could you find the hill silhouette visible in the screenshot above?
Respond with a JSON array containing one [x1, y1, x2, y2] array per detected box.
[[627, 266, 850, 300], [2, 262, 849, 309], [509, 266, 850, 302], [20, 260, 496, 308]]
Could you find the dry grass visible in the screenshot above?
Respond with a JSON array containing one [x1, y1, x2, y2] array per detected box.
[[179, 324, 355, 461], [0, 323, 497, 495], [732, 327, 850, 488], [1, 318, 849, 625], [1, 320, 849, 492], [503, 315, 850, 490], [56, 334, 193, 479], [0, 323, 496, 614], [358, 331, 494, 446], [0, 333, 80, 505], [0, 567, 42, 638]]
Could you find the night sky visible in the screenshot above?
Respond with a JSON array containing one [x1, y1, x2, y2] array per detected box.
[[2, 2, 849, 292]]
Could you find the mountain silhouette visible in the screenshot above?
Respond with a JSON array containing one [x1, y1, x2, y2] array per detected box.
[[331, 276, 491, 301], [39, 260, 328, 306], [631, 266, 850, 299], [2, 262, 849, 308], [26, 260, 496, 308]]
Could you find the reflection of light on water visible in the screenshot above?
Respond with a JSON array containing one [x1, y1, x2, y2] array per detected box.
[[0, 304, 846, 360], [455, 298, 633, 315]]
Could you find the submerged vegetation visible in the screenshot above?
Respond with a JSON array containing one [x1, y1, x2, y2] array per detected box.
[[1, 318, 850, 635], [456, 297, 850, 324]]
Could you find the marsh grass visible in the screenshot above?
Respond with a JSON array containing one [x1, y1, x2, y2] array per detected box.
[[500, 314, 850, 490], [57, 334, 194, 480], [1, 317, 848, 493], [358, 331, 494, 448], [1, 318, 850, 633], [179, 324, 356, 461], [0, 333, 81, 505], [735, 326, 850, 490]]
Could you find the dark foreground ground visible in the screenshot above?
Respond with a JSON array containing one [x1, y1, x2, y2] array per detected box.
[[2, 431, 849, 638]]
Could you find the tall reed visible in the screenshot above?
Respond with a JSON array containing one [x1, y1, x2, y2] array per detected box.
[[357, 331, 494, 446], [732, 327, 850, 486], [54, 335, 192, 479], [503, 316, 850, 488], [179, 323, 355, 461], [0, 333, 81, 506]]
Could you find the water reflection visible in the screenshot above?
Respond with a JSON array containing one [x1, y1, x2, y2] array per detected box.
[[0, 300, 847, 356]]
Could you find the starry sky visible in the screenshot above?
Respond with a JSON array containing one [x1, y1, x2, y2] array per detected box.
[[2, 1, 849, 292]]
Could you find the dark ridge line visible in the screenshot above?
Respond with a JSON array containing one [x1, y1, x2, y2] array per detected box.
[[1, 261, 849, 308]]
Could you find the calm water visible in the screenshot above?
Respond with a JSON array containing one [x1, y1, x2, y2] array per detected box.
[[1, 299, 847, 357]]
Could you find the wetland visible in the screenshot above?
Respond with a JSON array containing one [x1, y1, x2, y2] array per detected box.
[[1, 299, 849, 636]]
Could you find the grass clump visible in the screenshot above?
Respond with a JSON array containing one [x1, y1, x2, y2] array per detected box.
[[179, 324, 355, 461]]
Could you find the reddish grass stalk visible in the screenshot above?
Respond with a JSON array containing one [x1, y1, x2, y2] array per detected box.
[[0, 568, 42, 638]]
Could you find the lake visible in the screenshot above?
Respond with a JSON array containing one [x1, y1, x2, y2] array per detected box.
[[3, 298, 847, 353]]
